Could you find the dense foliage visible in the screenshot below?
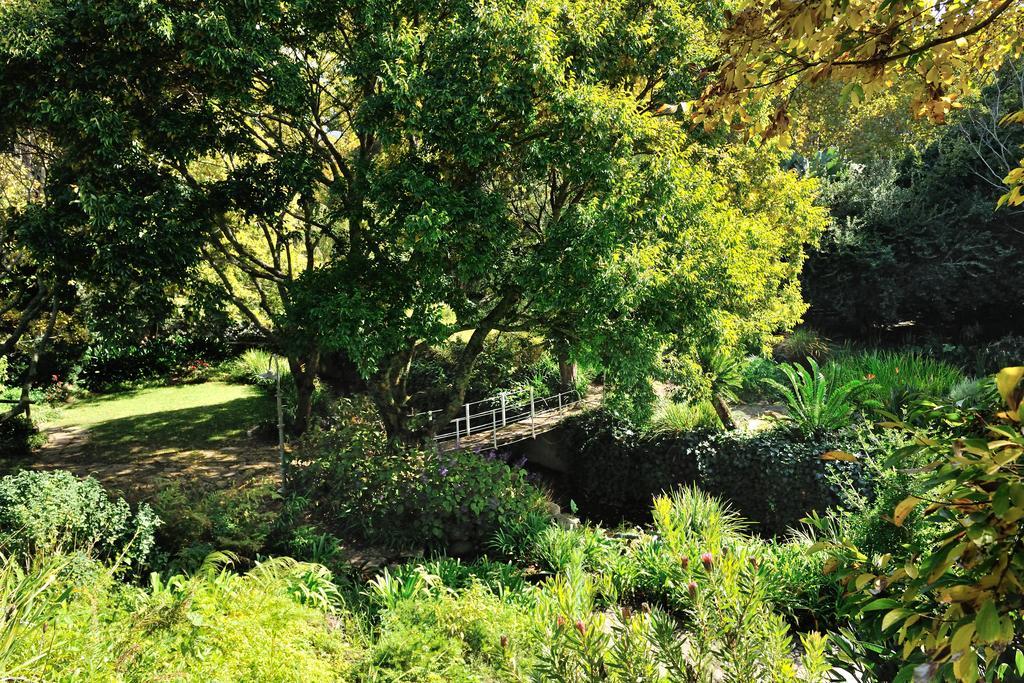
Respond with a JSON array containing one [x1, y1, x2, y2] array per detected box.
[[559, 409, 875, 535], [0, 0, 828, 437], [0, 470, 158, 568], [291, 399, 550, 550], [809, 368, 1024, 682]]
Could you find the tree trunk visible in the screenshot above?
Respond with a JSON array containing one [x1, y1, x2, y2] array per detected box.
[[288, 352, 318, 436], [712, 393, 737, 430], [557, 355, 578, 392], [318, 350, 365, 394]]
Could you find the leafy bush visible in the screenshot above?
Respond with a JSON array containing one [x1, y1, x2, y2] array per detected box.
[[738, 354, 786, 402], [558, 410, 707, 523], [767, 358, 864, 438], [78, 332, 226, 392], [696, 428, 866, 536], [809, 368, 1024, 682], [149, 477, 280, 572], [292, 398, 551, 550], [0, 415, 46, 456], [0, 470, 158, 568], [947, 375, 1001, 414], [529, 490, 833, 682], [561, 409, 868, 535]]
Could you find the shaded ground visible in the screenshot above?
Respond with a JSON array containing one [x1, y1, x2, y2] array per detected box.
[[5, 382, 279, 499], [732, 402, 789, 431]]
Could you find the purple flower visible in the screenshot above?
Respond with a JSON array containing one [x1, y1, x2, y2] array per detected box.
[[512, 456, 528, 469], [439, 466, 449, 477]]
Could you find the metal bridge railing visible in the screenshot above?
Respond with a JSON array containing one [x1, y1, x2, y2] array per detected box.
[[412, 387, 583, 449]]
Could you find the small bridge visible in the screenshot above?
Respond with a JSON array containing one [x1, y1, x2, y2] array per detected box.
[[413, 387, 599, 451]]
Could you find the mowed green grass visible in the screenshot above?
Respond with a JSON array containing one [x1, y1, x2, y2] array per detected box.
[[46, 382, 273, 455]]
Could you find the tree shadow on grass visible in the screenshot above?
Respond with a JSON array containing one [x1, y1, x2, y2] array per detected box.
[[74, 393, 275, 461]]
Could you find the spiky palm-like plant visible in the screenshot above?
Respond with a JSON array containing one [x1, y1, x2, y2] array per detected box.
[[766, 358, 863, 438]]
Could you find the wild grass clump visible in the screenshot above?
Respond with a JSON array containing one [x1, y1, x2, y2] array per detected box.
[[650, 399, 721, 433], [0, 552, 359, 680], [825, 348, 965, 404], [224, 348, 291, 387], [772, 328, 830, 364]]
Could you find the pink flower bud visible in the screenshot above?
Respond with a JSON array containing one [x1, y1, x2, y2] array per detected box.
[[500, 635, 509, 649], [680, 556, 689, 569], [556, 615, 566, 628], [687, 581, 698, 597], [701, 552, 713, 570], [575, 620, 586, 636]]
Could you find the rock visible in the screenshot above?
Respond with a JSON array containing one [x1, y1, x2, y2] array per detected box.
[[554, 514, 579, 529]]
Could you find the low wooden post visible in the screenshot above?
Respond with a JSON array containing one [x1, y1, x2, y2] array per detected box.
[[530, 386, 536, 438]]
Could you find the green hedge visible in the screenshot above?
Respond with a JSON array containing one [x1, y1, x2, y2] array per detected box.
[[560, 410, 867, 536]]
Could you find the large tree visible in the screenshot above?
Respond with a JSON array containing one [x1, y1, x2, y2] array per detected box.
[[689, 0, 1024, 206], [2, 0, 827, 439]]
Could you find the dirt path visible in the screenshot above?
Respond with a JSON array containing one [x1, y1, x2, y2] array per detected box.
[[731, 403, 789, 431], [13, 426, 279, 499]]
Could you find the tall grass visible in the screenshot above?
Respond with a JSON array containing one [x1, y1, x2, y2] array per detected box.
[[1, 551, 357, 680], [224, 348, 291, 387], [650, 399, 722, 433], [825, 349, 965, 403]]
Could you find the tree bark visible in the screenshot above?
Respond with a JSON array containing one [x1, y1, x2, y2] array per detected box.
[[712, 393, 737, 430], [557, 351, 578, 392], [288, 352, 319, 436]]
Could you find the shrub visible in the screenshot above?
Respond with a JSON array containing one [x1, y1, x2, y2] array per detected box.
[[0, 470, 159, 568], [809, 368, 1024, 682], [0, 415, 46, 456], [947, 375, 1001, 414], [696, 428, 865, 536], [149, 477, 280, 572], [531, 490, 833, 682], [738, 355, 786, 402], [292, 398, 551, 550], [78, 332, 225, 392], [767, 358, 864, 438], [558, 410, 707, 523], [362, 576, 539, 681], [561, 409, 870, 535]]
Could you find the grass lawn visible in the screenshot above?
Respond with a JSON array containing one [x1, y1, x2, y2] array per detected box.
[[44, 382, 274, 457], [0, 382, 279, 493]]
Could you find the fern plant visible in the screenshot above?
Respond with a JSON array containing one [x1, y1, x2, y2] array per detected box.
[[766, 358, 863, 438]]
